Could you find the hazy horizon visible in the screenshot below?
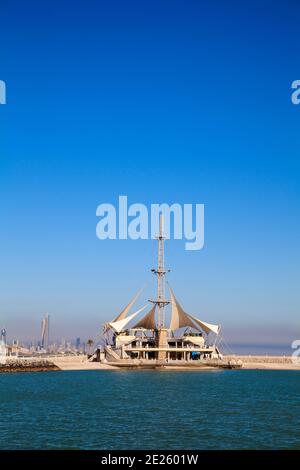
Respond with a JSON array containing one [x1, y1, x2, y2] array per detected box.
[[1, 1, 299, 353]]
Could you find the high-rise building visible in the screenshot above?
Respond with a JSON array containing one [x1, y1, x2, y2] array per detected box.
[[0, 329, 6, 344], [41, 314, 50, 351]]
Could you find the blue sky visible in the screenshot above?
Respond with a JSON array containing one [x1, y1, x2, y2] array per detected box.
[[0, 0, 299, 350]]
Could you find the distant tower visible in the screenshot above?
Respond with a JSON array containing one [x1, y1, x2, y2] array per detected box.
[[76, 337, 81, 350], [0, 329, 6, 344], [41, 314, 50, 351]]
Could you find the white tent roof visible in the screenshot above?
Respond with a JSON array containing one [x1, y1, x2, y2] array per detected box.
[[168, 286, 220, 336], [112, 288, 143, 323], [169, 288, 198, 331], [132, 305, 156, 330], [108, 304, 148, 333], [187, 313, 220, 336]]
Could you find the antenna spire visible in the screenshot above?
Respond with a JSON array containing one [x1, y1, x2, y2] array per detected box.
[[151, 214, 170, 328]]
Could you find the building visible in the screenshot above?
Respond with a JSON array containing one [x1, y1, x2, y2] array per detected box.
[[100, 216, 240, 369]]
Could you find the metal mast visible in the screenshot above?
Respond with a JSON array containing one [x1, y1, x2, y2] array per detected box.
[[151, 215, 170, 328]]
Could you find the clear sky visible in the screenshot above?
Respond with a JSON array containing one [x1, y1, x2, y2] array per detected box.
[[0, 0, 299, 351]]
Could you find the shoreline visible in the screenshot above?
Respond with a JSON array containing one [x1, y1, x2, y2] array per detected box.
[[50, 355, 300, 371], [1, 355, 299, 373]]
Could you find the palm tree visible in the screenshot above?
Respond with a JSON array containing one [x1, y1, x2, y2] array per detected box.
[[86, 339, 94, 356]]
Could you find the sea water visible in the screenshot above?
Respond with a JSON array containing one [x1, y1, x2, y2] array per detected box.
[[0, 370, 299, 449]]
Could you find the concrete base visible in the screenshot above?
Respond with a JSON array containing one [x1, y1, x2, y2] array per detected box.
[[156, 328, 169, 361]]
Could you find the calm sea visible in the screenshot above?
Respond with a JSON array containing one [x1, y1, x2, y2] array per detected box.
[[0, 370, 299, 450]]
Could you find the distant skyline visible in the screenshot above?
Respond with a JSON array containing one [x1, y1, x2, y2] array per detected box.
[[0, 1, 299, 352]]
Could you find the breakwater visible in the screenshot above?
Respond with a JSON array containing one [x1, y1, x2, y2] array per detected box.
[[0, 358, 60, 373], [226, 355, 299, 370]]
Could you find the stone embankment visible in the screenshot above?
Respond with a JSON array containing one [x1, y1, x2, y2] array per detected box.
[[0, 358, 60, 373], [226, 355, 300, 370]]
